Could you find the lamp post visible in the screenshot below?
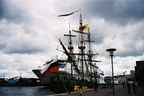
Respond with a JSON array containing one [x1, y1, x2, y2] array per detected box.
[[106, 48, 116, 96]]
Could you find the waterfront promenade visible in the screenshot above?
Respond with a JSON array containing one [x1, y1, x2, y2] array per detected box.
[[50, 85, 142, 96]]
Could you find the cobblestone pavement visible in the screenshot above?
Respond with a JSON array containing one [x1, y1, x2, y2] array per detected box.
[[115, 84, 143, 96], [52, 88, 112, 96], [69, 88, 112, 96], [51, 85, 143, 96], [115, 85, 134, 96]]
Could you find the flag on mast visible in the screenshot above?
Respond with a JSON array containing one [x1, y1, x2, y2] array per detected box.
[[58, 10, 79, 17], [73, 24, 90, 34]]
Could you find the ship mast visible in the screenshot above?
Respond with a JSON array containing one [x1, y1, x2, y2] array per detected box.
[[59, 11, 102, 81], [87, 30, 98, 81], [64, 25, 76, 78], [87, 29, 93, 80], [77, 13, 100, 81], [78, 13, 86, 80]]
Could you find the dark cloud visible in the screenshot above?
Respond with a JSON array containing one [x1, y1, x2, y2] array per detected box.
[[0, 39, 45, 54], [0, 0, 29, 22], [112, 21, 144, 57], [0, 42, 6, 50], [118, 49, 144, 57], [91, 30, 104, 44], [0, 0, 5, 18], [0, 23, 45, 54], [1, 36, 46, 54], [119, 41, 144, 57], [84, 0, 144, 23], [4, 45, 43, 54]]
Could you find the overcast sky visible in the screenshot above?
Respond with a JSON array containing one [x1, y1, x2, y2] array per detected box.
[[0, 0, 144, 78]]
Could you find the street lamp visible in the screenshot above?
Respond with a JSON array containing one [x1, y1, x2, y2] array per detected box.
[[106, 48, 116, 96]]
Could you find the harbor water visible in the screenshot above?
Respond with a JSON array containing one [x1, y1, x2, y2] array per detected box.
[[0, 86, 55, 96]]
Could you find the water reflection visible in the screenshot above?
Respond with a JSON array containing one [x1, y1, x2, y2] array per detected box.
[[0, 86, 55, 96]]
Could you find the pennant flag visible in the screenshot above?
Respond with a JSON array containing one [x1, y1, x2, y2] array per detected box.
[[73, 24, 90, 34], [58, 10, 79, 17], [79, 24, 90, 32]]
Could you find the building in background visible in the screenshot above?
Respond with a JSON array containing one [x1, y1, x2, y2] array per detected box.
[[135, 61, 144, 86]]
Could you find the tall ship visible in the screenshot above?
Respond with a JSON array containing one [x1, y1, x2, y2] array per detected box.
[[32, 12, 104, 93]]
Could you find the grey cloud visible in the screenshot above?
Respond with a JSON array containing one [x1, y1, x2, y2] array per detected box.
[[1, 34, 46, 54], [84, 0, 144, 23], [118, 50, 144, 57], [113, 22, 144, 57], [0, 20, 46, 54], [117, 41, 144, 57], [0, 1, 54, 55], [92, 18, 144, 57], [91, 30, 104, 44], [0, 0, 29, 22], [0, 0, 142, 77], [0, 0, 5, 18], [0, 42, 45, 54], [4, 44, 44, 54], [0, 64, 8, 69]]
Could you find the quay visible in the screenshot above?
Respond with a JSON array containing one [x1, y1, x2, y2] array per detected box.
[[50, 85, 143, 96]]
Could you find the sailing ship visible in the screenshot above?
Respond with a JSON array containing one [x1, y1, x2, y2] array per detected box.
[[32, 12, 104, 93]]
